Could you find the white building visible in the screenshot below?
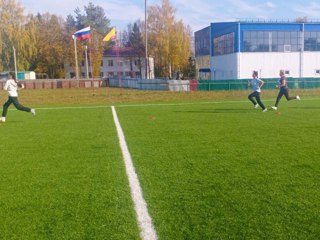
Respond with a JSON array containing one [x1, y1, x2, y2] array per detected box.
[[101, 47, 154, 79], [65, 47, 154, 79], [195, 20, 320, 80]]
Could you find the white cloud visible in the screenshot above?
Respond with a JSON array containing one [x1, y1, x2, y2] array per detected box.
[[293, 2, 320, 18], [265, 1, 276, 8]]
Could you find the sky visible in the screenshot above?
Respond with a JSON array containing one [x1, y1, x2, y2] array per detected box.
[[18, 0, 320, 32]]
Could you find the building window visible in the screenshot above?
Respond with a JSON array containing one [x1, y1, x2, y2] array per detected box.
[[101, 61, 103, 67], [284, 45, 291, 52], [108, 60, 113, 67], [135, 59, 141, 66], [284, 70, 290, 75], [243, 31, 301, 52], [213, 32, 235, 56], [304, 32, 320, 51], [315, 69, 320, 75]]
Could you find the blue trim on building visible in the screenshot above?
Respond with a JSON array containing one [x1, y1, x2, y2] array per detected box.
[[304, 24, 320, 31], [204, 21, 320, 56], [239, 23, 303, 31]]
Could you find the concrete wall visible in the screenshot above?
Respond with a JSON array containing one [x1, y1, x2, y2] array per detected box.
[[211, 54, 238, 80], [0, 80, 103, 89], [211, 52, 320, 80], [239, 52, 301, 78], [303, 52, 320, 77], [107, 78, 168, 90]]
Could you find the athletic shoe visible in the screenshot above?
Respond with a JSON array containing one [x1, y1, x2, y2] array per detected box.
[[262, 108, 268, 112], [254, 104, 258, 108], [31, 109, 36, 116], [272, 106, 277, 110], [0, 117, 6, 122], [296, 96, 301, 101]]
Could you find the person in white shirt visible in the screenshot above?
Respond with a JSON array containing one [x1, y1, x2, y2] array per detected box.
[[248, 70, 267, 112], [0, 72, 35, 122]]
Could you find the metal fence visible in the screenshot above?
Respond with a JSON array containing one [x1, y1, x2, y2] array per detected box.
[[197, 78, 320, 91], [0, 78, 319, 91]]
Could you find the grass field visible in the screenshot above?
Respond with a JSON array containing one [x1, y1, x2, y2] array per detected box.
[[0, 88, 319, 239]]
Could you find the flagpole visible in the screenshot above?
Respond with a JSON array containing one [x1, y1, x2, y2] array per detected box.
[[116, 31, 122, 94], [145, 0, 148, 79], [89, 29, 94, 81], [74, 37, 79, 80], [85, 45, 89, 79]]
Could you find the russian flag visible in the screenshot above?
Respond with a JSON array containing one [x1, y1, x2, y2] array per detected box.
[[73, 26, 91, 40]]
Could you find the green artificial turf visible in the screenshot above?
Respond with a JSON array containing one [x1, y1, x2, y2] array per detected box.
[[0, 107, 140, 239], [115, 97, 320, 239], [0, 88, 319, 239]]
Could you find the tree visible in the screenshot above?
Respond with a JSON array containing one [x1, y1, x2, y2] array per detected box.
[[32, 13, 66, 78], [69, 2, 111, 78], [0, 0, 36, 72], [127, 22, 145, 54], [296, 16, 308, 23], [147, 0, 192, 78], [125, 21, 145, 77]]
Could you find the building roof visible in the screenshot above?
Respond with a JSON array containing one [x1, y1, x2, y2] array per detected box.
[[103, 47, 142, 57]]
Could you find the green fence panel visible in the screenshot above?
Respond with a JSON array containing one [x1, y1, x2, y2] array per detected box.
[[197, 78, 320, 91]]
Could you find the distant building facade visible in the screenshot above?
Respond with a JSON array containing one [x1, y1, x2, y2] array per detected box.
[[65, 47, 154, 79], [194, 27, 211, 80], [195, 20, 320, 80]]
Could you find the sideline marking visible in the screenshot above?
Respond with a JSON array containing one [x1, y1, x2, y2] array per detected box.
[[111, 106, 157, 240], [14, 97, 319, 111]]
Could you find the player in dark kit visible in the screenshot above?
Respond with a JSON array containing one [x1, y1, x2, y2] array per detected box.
[[272, 70, 300, 110]]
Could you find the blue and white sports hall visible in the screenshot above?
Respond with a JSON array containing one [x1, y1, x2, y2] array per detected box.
[[195, 20, 320, 80]]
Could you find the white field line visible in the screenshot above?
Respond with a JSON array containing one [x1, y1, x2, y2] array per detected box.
[[111, 106, 157, 240], [114, 97, 319, 108], [10, 97, 318, 111]]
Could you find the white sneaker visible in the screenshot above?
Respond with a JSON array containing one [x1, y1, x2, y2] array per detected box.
[[262, 108, 268, 112], [296, 96, 301, 101], [272, 106, 277, 110], [254, 104, 259, 108], [0, 117, 6, 122], [31, 109, 36, 116]]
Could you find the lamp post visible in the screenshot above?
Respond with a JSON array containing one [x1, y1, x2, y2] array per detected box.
[[145, 0, 148, 79], [13, 46, 18, 79]]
